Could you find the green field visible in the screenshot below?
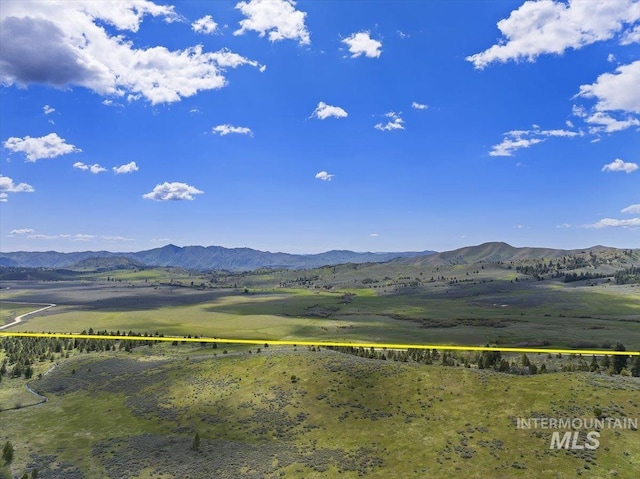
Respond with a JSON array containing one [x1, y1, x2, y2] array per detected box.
[[1, 345, 638, 478], [2, 280, 639, 350]]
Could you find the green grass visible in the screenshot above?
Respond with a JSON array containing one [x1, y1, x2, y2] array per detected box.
[[4, 281, 640, 349], [1, 347, 638, 478]]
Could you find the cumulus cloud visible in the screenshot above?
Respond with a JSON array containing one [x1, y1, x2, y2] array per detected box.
[[192, 15, 218, 34], [9, 228, 36, 235], [621, 24, 640, 44], [578, 61, 640, 114], [310, 101, 348, 120], [584, 111, 640, 133], [583, 218, 640, 228], [3, 133, 80, 162], [571, 61, 640, 134], [602, 158, 638, 173], [0, 174, 35, 193], [489, 127, 578, 156], [342, 31, 382, 58], [73, 161, 107, 174], [143, 182, 204, 201], [234, 0, 310, 45], [0, 174, 35, 201], [113, 161, 139, 174], [43, 104, 55, 114], [411, 101, 428, 110], [315, 171, 334, 181], [466, 0, 640, 69], [212, 124, 253, 136], [374, 112, 405, 131], [0, 2, 262, 104], [621, 204, 640, 214]]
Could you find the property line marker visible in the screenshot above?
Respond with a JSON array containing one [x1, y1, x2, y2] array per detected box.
[[0, 332, 637, 356]]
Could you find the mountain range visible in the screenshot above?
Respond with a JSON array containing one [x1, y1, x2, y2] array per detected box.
[[0, 244, 436, 271]]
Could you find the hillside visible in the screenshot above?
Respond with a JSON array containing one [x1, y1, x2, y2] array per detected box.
[[394, 242, 634, 266]]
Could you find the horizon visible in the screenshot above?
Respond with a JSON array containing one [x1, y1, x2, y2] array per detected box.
[[0, 240, 633, 257], [1, 1, 638, 254]]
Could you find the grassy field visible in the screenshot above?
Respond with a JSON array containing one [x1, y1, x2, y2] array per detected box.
[[0, 345, 638, 478], [1, 279, 639, 350], [0, 301, 49, 326]]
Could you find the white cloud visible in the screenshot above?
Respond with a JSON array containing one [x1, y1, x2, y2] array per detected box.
[[583, 218, 640, 228], [621, 24, 640, 44], [0, 174, 35, 201], [234, 0, 310, 45], [212, 124, 253, 136], [374, 112, 405, 131], [315, 171, 334, 181], [0, 174, 35, 193], [556, 223, 572, 228], [74, 234, 96, 241], [602, 158, 638, 173], [143, 182, 204, 201], [607, 53, 616, 63], [411, 101, 428, 110], [397, 30, 409, 39], [342, 31, 382, 58], [3, 133, 80, 162], [621, 204, 640, 214], [467, 0, 640, 69], [192, 15, 218, 34], [0, 2, 261, 105], [73, 162, 107, 174], [10, 228, 36, 234], [43, 104, 55, 115], [27, 234, 68, 240], [310, 101, 348, 120], [514, 224, 525, 229], [369, 233, 379, 237], [585, 111, 640, 133], [489, 127, 578, 156], [578, 61, 640, 114], [101, 235, 135, 241], [113, 161, 139, 174]]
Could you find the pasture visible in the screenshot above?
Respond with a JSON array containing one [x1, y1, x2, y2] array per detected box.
[[1, 277, 639, 350]]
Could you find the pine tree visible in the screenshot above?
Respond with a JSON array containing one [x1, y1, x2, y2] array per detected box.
[[191, 432, 200, 452], [2, 441, 13, 465]]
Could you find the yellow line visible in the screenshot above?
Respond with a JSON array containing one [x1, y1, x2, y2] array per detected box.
[[0, 332, 638, 356]]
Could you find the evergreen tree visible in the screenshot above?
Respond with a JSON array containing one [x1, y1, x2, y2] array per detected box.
[[612, 343, 628, 375], [2, 441, 13, 465], [191, 432, 200, 452]]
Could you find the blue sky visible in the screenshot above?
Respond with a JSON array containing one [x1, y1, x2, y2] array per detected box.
[[1, 0, 639, 254]]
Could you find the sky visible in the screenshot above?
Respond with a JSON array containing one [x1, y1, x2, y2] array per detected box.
[[0, 0, 639, 254]]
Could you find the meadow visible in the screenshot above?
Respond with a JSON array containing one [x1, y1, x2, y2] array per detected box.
[[1, 273, 639, 350]]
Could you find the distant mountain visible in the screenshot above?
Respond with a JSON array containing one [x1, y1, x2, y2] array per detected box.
[[70, 256, 146, 272], [394, 242, 630, 266], [0, 244, 436, 271]]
